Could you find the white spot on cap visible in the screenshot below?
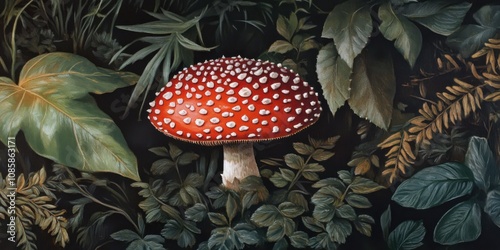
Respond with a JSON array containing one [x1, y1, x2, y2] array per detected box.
[[222, 112, 230, 117], [186, 92, 193, 99], [261, 120, 268, 125], [246, 76, 253, 83], [196, 133, 203, 138], [271, 116, 277, 122], [237, 73, 247, 80], [282, 75, 290, 83], [203, 128, 210, 133], [149, 101, 155, 107], [167, 109, 175, 115], [226, 121, 236, 128], [163, 92, 173, 100], [175, 82, 182, 89], [226, 89, 234, 95], [271, 82, 281, 90], [207, 81, 214, 88], [293, 123, 303, 129], [284, 107, 292, 113], [229, 82, 239, 88], [259, 109, 270, 115], [215, 126, 223, 132], [238, 87, 252, 98], [274, 106, 280, 111], [216, 135, 223, 140], [254, 68, 263, 76], [285, 128, 291, 132], [262, 98, 272, 105], [170, 122, 176, 128], [215, 87, 224, 93], [252, 95, 259, 101], [210, 117, 220, 124], [248, 133, 256, 138], [305, 108, 312, 114], [287, 117, 295, 122], [163, 118, 171, 124], [199, 108, 208, 115], [295, 108, 302, 114], [214, 107, 221, 113], [177, 98, 184, 104], [248, 104, 255, 111], [253, 83, 260, 89], [294, 94, 301, 100], [273, 93, 280, 100], [272, 126, 279, 133], [282, 89, 290, 94], [252, 118, 259, 124], [176, 131, 183, 136], [270, 72, 279, 79], [154, 109, 160, 115], [147, 109, 151, 113], [232, 105, 241, 111], [259, 76, 267, 83], [183, 117, 191, 124], [206, 100, 214, 106], [195, 119, 205, 126], [291, 85, 299, 91], [239, 126, 249, 131], [242, 115, 249, 121], [228, 97, 237, 103], [179, 110, 187, 116]]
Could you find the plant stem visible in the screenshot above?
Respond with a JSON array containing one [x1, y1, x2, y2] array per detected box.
[[10, 0, 34, 81]]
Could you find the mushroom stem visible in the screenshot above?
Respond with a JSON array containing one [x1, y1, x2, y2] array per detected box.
[[221, 143, 260, 190]]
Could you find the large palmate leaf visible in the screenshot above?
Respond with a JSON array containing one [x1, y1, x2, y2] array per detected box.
[[322, 0, 372, 68], [398, 0, 471, 36], [348, 47, 396, 130], [378, 2, 422, 68], [316, 43, 351, 116], [0, 52, 140, 181]]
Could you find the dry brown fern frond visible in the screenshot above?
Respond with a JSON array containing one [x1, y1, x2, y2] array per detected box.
[[378, 131, 415, 184]]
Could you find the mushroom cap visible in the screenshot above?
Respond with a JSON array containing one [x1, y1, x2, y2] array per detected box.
[[147, 56, 322, 145]]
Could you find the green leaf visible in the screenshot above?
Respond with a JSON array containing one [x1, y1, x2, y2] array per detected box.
[[270, 172, 289, 188], [308, 232, 337, 250], [388, 220, 425, 250], [279, 201, 305, 218], [293, 142, 315, 155], [336, 204, 357, 221], [226, 194, 238, 222], [185, 203, 207, 222], [378, 2, 422, 68], [380, 206, 392, 240], [304, 163, 325, 173], [354, 214, 374, 237], [0, 53, 140, 180], [349, 176, 385, 194], [284, 153, 305, 170], [322, 0, 372, 67], [338, 170, 353, 185], [311, 149, 335, 162], [464, 136, 499, 192], [485, 187, 500, 227], [326, 218, 352, 244], [177, 152, 199, 165], [268, 40, 295, 54], [313, 204, 336, 223], [313, 178, 346, 191], [277, 14, 298, 41], [111, 229, 141, 242], [280, 168, 296, 182], [208, 227, 233, 250], [446, 24, 498, 57], [473, 5, 500, 28], [393, 162, 474, 209], [312, 186, 343, 205], [235, 223, 260, 245], [267, 221, 286, 242], [348, 46, 396, 130], [316, 43, 351, 115], [273, 238, 289, 250], [150, 159, 175, 175], [434, 200, 481, 244], [289, 231, 309, 248], [251, 205, 281, 227], [399, 1, 471, 35], [345, 193, 372, 208], [148, 147, 169, 156], [302, 216, 325, 233], [208, 212, 228, 226]]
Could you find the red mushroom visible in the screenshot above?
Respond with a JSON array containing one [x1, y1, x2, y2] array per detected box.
[[147, 56, 321, 190]]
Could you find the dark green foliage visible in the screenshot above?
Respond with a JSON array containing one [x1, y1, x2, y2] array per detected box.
[[384, 136, 500, 247]]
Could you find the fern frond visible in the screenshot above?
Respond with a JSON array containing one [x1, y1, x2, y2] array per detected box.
[[378, 131, 415, 184]]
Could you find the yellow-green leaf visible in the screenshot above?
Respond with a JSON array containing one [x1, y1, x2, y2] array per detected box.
[[0, 53, 140, 181]]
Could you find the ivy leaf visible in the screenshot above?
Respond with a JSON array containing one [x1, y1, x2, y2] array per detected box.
[[485, 187, 500, 227], [398, 1, 471, 36], [434, 200, 481, 245], [348, 46, 396, 130], [464, 136, 499, 192], [378, 2, 422, 68], [0, 53, 140, 180], [392, 162, 474, 209], [316, 43, 351, 116], [388, 220, 425, 250], [322, 0, 372, 67]]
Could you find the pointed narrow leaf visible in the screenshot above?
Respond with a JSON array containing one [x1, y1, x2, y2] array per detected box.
[[0, 53, 139, 180], [392, 162, 474, 209], [322, 0, 372, 67], [434, 200, 481, 244], [464, 136, 499, 192], [378, 3, 422, 67], [349, 47, 396, 130], [316, 43, 351, 116], [388, 220, 425, 250]]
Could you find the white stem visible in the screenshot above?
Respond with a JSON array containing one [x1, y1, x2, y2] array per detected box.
[[221, 143, 260, 190]]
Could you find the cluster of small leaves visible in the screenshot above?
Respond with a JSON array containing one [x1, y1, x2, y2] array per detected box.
[[131, 143, 203, 248], [48, 164, 141, 250], [381, 136, 500, 249], [251, 136, 385, 249], [267, 2, 319, 76], [0, 167, 69, 250]]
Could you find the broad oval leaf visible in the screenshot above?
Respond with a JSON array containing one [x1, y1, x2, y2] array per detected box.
[[325, 218, 352, 244], [388, 220, 425, 250], [289, 231, 309, 248], [446, 25, 497, 57], [251, 205, 281, 227], [0, 53, 140, 180], [349, 176, 385, 194], [279, 201, 305, 218], [464, 136, 499, 192], [284, 153, 304, 170], [378, 2, 422, 68], [485, 187, 500, 228], [473, 5, 500, 28], [316, 43, 351, 116], [267, 220, 286, 242], [392, 162, 474, 209], [434, 200, 481, 245], [322, 0, 372, 67], [398, 1, 471, 36], [348, 46, 396, 130]]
